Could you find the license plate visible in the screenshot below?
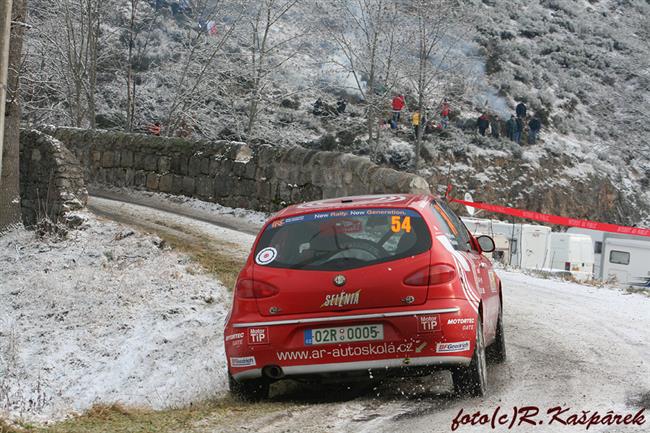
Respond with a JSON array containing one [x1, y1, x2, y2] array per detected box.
[[304, 324, 383, 346]]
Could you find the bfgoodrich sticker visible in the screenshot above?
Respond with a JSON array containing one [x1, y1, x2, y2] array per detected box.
[[436, 341, 470, 353], [230, 356, 256, 367]]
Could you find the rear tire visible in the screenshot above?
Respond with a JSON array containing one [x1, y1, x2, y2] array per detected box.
[[229, 373, 270, 402], [452, 319, 487, 397], [487, 304, 507, 364]]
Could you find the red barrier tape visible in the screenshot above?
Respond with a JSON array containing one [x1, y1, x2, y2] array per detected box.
[[445, 185, 650, 238]]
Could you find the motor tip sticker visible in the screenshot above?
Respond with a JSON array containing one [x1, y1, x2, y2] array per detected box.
[[255, 247, 278, 265]]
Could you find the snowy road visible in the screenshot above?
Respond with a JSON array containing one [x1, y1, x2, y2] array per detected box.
[[87, 196, 650, 433]]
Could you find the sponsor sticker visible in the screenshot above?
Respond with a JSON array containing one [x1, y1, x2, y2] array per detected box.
[[255, 247, 277, 265], [225, 332, 244, 342], [436, 341, 470, 353], [417, 314, 440, 333], [446, 318, 475, 325], [248, 327, 269, 345], [230, 356, 256, 367]]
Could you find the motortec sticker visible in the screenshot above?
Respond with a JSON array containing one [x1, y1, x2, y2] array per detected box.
[[447, 318, 475, 325], [436, 341, 470, 353], [248, 327, 269, 345], [225, 332, 244, 342], [230, 356, 256, 367], [255, 247, 277, 265], [417, 315, 440, 332]]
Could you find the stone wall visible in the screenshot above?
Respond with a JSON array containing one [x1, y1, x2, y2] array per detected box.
[[19, 129, 88, 226], [42, 127, 430, 212]]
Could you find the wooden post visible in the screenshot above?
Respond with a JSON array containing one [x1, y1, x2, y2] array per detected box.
[[0, 0, 13, 180]]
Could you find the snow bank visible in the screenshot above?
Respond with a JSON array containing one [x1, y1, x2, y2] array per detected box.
[[0, 213, 231, 422]]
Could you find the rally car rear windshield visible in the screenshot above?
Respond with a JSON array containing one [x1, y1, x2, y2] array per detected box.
[[253, 208, 431, 271]]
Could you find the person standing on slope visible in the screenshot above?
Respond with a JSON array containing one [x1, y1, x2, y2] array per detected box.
[[506, 115, 516, 141], [528, 116, 541, 144], [514, 116, 524, 144], [411, 110, 421, 137], [477, 113, 489, 136], [440, 99, 450, 129], [516, 102, 527, 119], [391, 94, 406, 126]]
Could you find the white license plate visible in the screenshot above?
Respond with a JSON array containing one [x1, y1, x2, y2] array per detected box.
[[304, 324, 384, 346]]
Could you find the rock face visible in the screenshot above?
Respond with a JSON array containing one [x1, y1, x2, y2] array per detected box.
[[424, 139, 645, 226], [43, 127, 431, 212], [19, 129, 88, 226]]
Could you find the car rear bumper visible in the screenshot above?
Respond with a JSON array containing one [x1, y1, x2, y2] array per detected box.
[[225, 300, 478, 382]]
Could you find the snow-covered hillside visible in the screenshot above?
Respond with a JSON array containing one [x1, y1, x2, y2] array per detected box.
[[20, 0, 650, 225]]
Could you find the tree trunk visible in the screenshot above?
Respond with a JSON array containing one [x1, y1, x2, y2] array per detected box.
[[0, 0, 27, 231]]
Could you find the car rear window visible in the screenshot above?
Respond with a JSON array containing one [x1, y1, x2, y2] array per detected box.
[[254, 208, 431, 271]]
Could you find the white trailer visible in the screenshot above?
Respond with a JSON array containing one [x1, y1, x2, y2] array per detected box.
[[544, 233, 595, 281], [461, 217, 550, 270], [601, 234, 650, 286]]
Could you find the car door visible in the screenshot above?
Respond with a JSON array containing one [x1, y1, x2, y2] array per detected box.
[[434, 201, 499, 342]]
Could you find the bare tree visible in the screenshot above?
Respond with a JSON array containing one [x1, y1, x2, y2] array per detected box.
[[319, 0, 401, 157], [1, 0, 27, 231], [161, 0, 244, 136], [243, 0, 302, 140], [402, 0, 467, 171]]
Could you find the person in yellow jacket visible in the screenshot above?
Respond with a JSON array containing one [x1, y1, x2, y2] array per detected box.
[[411, 110, 421, 137]]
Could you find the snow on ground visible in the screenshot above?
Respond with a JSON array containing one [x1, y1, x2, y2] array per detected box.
[[97, 186, 269, 228], [0, 212, 233, 423]]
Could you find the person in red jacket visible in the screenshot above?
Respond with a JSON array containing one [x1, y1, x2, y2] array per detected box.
[[391, 94, 406, 127], [440, 98, 450, 129]]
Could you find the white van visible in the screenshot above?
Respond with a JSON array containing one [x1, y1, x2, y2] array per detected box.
[[544, 233, 595, 280], [601, 234, 650, 286], [567, 227, 605, 277]]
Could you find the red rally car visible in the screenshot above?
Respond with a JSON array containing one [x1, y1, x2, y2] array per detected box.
[[224, 194, 506, 400]]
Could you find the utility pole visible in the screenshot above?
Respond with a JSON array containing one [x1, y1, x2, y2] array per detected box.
[[0, 0, 13, 181]]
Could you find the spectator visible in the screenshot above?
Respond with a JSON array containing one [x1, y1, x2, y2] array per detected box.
[[391, 94, 406, 124], [506, 115, 516, 141], [490, 114, 500, 139], [336, 98, 347, 114], [411, 110, 421, 137], [528, 116, 541, 144], [516, 102, 527, 119], [514, 116, 524, 144], [440, 98, 450, 129], [313, 98, 323, 116], [477, 113, 489, 136]]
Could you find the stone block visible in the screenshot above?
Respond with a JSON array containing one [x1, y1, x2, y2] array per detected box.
[[120, 150, 133, 167], [158, 156, 171, 173], [101, 151, 114, 168], [171, 175, 184, 195], [182, 176, 195, 195], [144, 155, 158, 171], [146, 173, 160, 190], [159, 174, 173, 192], [196, 176, 213, 199], [188, 156, 202, 176]]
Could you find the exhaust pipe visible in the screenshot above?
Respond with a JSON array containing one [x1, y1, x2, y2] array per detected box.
[[263, 365, 285, 380]]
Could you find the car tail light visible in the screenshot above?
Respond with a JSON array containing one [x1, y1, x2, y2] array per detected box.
[[404, 264, 456, 286], [236, 279, 279, 298], [565, 262, 571, 271]]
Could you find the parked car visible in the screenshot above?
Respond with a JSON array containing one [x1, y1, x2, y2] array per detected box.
[[224, 194, 506, 400]]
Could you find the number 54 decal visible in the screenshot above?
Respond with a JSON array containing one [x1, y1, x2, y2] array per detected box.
[[391, 216, 411, 233]]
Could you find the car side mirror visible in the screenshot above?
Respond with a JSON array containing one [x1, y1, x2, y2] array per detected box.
[[476, 235, 495, 253]]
